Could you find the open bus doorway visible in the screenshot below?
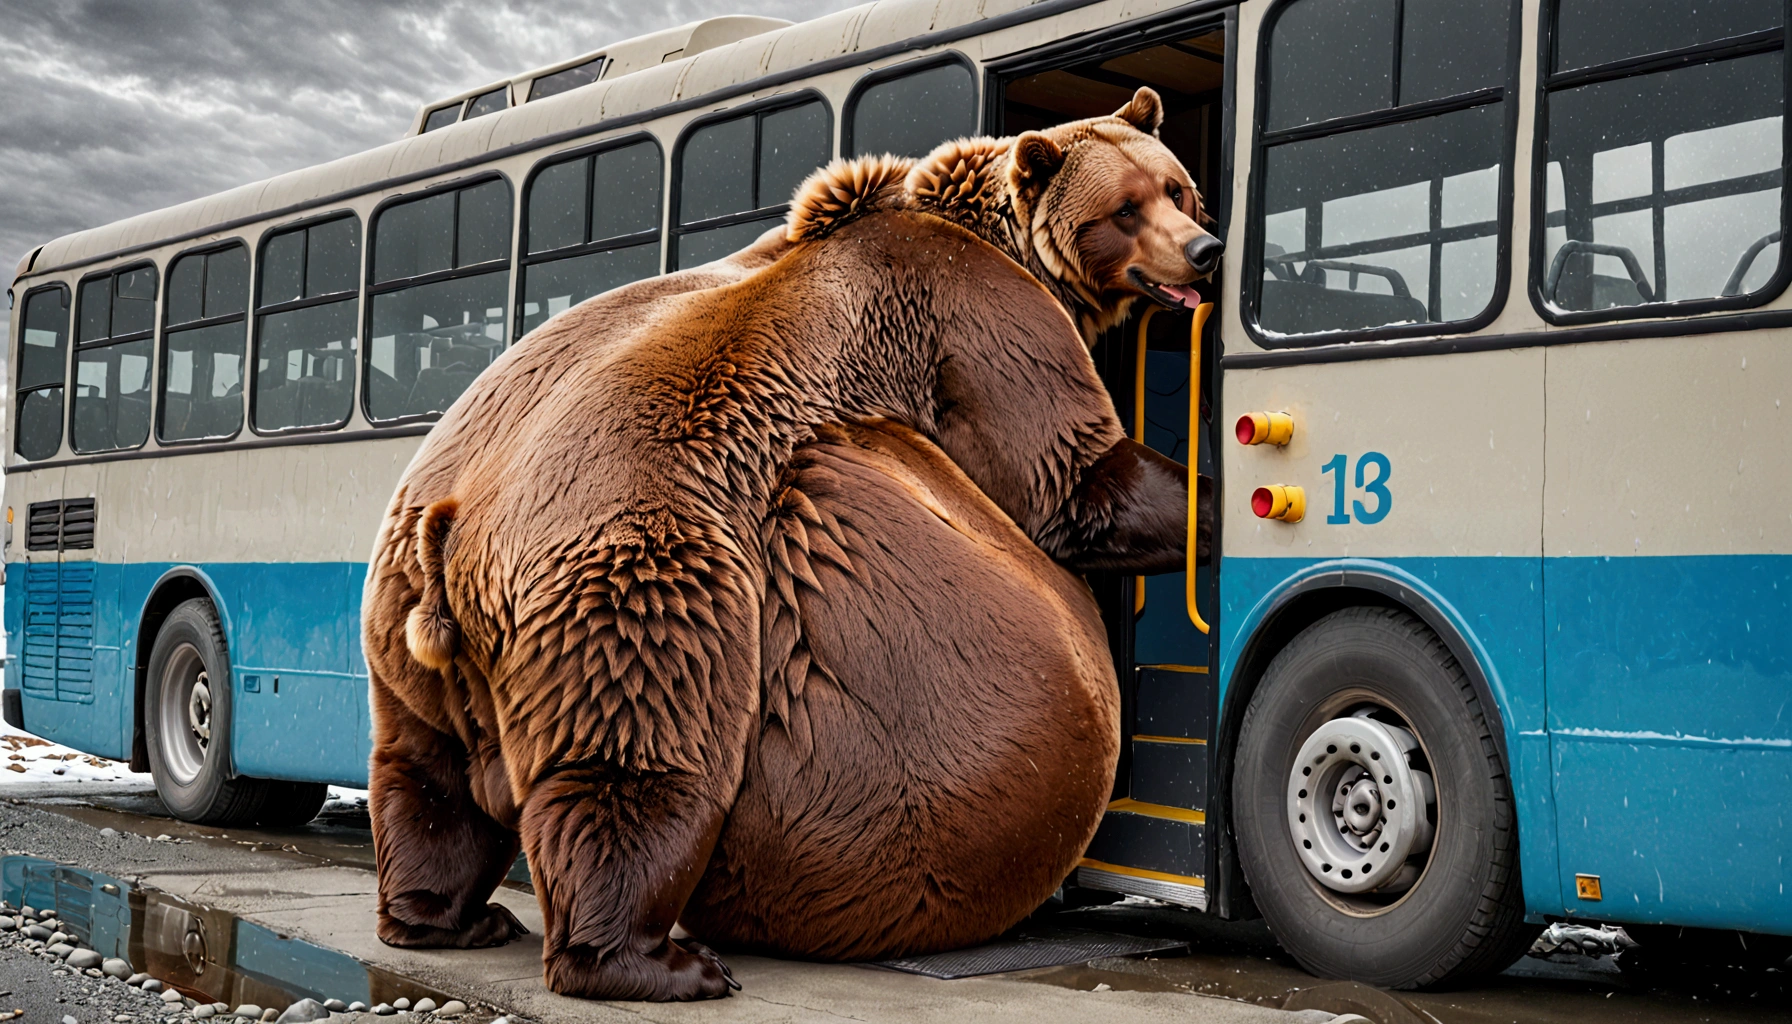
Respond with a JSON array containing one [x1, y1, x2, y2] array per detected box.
[[990, 17, 1234, 915]]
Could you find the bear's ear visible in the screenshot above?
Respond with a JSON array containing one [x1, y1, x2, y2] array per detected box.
[[1010, 132, 1065, 189], [1114, 87, 1164, 136]]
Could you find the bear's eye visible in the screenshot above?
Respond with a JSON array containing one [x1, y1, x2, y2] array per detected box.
[[1115, 200, 1137, 221], [1168, 184, 1184, 207]]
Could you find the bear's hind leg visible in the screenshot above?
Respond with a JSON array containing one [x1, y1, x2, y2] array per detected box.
[[371, 675, 527, 950], [522, 766, 737, 1000]]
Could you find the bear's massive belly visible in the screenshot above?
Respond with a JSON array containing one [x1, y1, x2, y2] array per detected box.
[[682, 421, 1119, 961]]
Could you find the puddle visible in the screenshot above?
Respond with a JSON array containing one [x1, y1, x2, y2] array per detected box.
[[27, 795, 534, 891], [2, 856, 452, 1012]]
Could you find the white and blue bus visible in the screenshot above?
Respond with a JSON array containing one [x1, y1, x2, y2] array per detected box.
[[5, 0, 1788, 988]]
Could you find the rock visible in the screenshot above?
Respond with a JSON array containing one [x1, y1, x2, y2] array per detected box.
[[391, 1000, 410, 1011], [116, 1016, 136, 1022], [23, 925, 50, 941], [85, 968, 104, 978], [17, 906, 33, 917], [321, 1001, 346, 1013], [68, 949, 103, 970], [372, 1005, 395, 1016], [101, 883, 120, 894], [259, 1010, 277, 1023], [127, 973, 151, 985], [154, 834, 172, 842], [274, 999, 328, 1024], [142, 979, 164, 992], [231, 1006, 262, 1020], [103, 958, 133, 979], [100, 828, 118, 838], [347, 1003, 366, 1013], [162, 989, 186, 1003], [193, 1008, 214, 1020], [410, 1000, 435, 1015], [435, 1002, 466, 1017], [49, 931, 70, 946], [47, 943, 75, 958], [0, 919, 12, 932], [63, 1016, 78, 1024]]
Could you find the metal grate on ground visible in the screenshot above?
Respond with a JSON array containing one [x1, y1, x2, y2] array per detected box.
[[870, 925, 1189, 980]]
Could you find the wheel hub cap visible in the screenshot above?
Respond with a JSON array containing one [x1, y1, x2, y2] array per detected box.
[[187, 673, 211, 745], [1287, 712, 1436, 894]]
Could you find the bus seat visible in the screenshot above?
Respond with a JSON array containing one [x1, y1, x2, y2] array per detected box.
[[405, 366, 477, 415], [1259, 278, 1428, 335], [257, 380, 298, 430]]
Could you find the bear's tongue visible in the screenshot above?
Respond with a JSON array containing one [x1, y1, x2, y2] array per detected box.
[[1161, 283, 1204, 308]]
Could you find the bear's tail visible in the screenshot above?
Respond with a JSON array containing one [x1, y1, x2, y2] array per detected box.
[[404, 497, 461, 671]]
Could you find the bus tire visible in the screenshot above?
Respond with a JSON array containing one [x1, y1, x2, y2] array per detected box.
[[144, 598, 277, 825], [1232, 606, 1535, 989], [257, 780, 330, 827]]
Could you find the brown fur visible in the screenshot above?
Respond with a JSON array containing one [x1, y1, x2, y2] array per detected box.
[[364, 90, 1211, 1000]]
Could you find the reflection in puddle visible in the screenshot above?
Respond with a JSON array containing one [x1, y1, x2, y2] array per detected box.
[[2, 856, 450, 1012]]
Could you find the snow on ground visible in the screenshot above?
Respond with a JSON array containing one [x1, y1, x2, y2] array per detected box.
[[0, 721, 140, 784]]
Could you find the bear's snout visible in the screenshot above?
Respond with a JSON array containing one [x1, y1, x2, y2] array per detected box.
[[1185, 233, 1225, 275]]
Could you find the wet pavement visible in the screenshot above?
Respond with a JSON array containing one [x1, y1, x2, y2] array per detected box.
[[6, 782, 1791, 1024]]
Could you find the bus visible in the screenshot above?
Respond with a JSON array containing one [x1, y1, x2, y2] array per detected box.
[[5, 0, 1788, 989]]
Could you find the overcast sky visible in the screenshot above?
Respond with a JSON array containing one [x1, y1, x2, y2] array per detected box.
[[0, 0, 861, 294]]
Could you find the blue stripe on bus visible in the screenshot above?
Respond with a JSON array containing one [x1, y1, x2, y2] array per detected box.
[[1223, 554, 1792, 935]]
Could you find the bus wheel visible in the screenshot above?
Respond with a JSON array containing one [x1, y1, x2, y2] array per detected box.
[[145, 598, 280, 825], [1232, 607, 1535, 989]]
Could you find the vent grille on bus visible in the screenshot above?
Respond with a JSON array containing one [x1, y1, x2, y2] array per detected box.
[[26, 502, 61, 551], [25, 499, 97, 552], [60, 499, 95, 550]]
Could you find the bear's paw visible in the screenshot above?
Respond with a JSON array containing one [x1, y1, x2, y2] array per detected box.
[[787, 155, 914, 242]]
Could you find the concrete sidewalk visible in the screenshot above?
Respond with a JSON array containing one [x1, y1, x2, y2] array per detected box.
[[141, 863, 1307, 1024]]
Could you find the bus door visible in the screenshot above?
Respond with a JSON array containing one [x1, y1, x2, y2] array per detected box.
[[992, 10, 1231, 911], [1537, 3, 1792, 934]]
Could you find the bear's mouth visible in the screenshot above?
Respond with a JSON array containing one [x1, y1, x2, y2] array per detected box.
[[1128, 268, 1205, 310]]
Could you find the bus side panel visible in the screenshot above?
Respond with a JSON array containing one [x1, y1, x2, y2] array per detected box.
[[211, 561, 371, 788], [1221, 348, 1556, 916], [1545, 334, 1792, 935]]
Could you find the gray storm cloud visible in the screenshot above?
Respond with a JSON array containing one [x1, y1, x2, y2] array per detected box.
[[0, 0, 859, 283]]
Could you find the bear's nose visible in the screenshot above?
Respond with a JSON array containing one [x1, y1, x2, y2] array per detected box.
[[1185, 233, 1225, 275]]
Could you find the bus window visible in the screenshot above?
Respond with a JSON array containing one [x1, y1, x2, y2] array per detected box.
[[846, 59, 977, 160], [1540, 1, 1785, 316], [518, 139, 661, 336], [253, 215, 360, 433], [160, 244, 249, 443], [464, 86, 509, 121], [71, 265, 156, 453], [421, 103, 460, 134], [671, 98, 831, 269], [367, 178, 512, 423], [1253, 0, 1515, 340], [14, 285, 69, 461], [529, 57, 604, 102]]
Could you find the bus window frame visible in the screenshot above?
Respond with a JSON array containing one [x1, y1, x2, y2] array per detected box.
[[361, 170, 515, 428], [70, 260, 158, 456], [1240, 0, 1526, 350], [157, 238, 251, 447], [841, 50, 981, 158], [515, 131, 665, 339], [667, 88, 835, 271], [14, 281, 72, 463], [1527, 4, 1792, 326], [249, 208, 362, 438]]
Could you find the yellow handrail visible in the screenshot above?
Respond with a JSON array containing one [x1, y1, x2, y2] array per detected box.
[[1132, 307, 1159, 616], [1187, 302, 1213, 635]]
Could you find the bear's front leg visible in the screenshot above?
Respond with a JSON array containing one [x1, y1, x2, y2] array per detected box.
[[521, 765, 739, 1000], [1038, 437, 1204, 574]]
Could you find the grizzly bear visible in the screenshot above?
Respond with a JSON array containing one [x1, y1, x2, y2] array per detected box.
[[363, 87, 1222, 1001]]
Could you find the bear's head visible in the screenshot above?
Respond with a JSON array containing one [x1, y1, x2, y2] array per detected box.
[[907, 87, 1222, 344]]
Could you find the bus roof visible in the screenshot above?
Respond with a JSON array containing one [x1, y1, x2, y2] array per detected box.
[[16, 0, 995, 286]]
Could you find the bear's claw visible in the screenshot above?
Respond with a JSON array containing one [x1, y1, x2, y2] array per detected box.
[[685, 941, 741, 991], [378, 901, 528, 950]]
